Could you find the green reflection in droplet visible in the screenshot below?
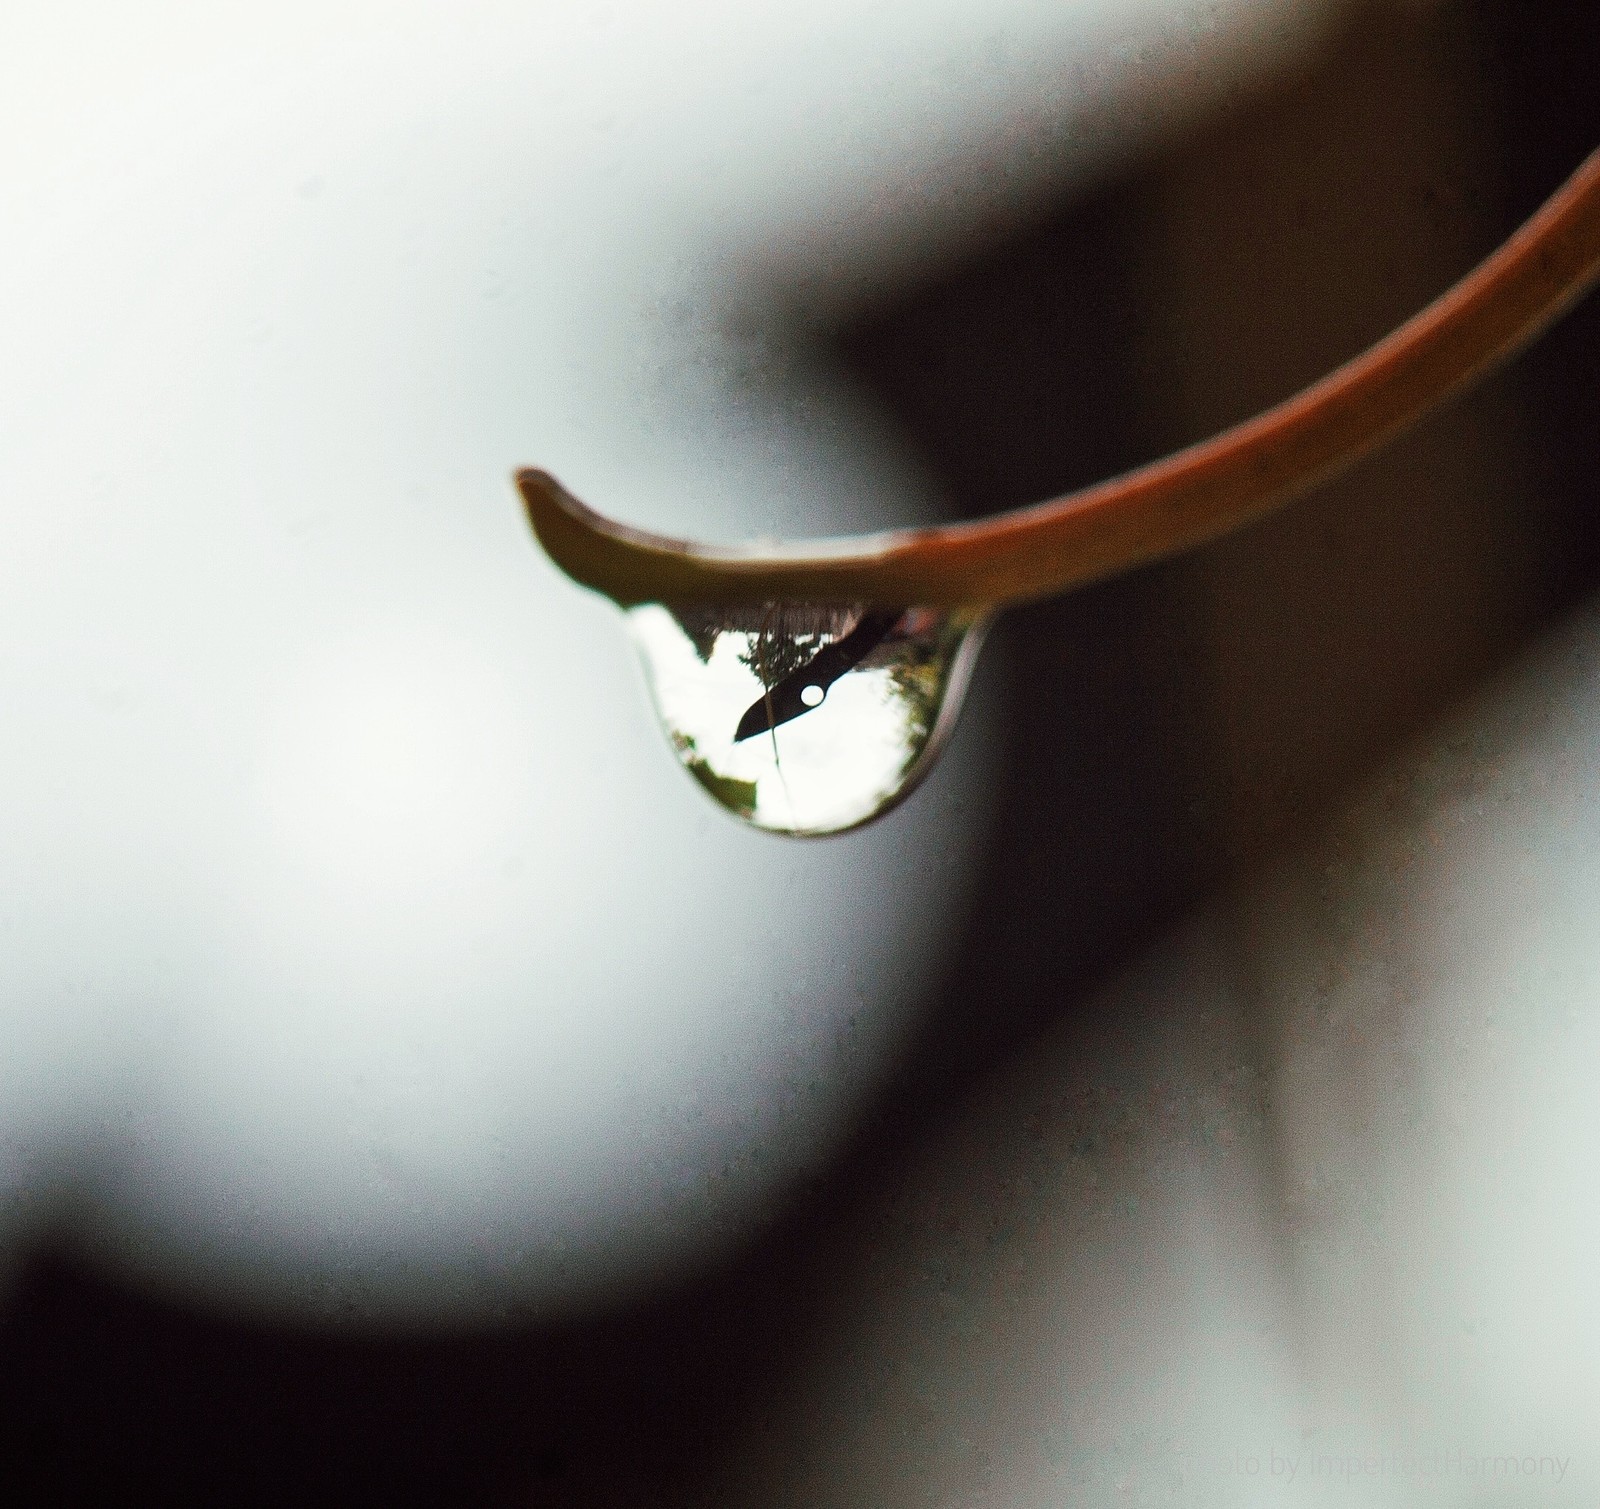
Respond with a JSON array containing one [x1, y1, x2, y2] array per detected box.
[[629, 601, 987, 836]]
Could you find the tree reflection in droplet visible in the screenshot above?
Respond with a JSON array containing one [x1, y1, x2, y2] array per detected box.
[[629, 602, 988, 834]]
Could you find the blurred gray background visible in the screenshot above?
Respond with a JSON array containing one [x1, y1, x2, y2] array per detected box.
[[2, 0, 1597, 1501]]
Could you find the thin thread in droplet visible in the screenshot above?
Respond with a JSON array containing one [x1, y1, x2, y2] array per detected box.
[[755, 603, 796, 824]]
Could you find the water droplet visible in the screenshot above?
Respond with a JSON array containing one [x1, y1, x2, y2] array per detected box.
[[627, 602, 988, 835]]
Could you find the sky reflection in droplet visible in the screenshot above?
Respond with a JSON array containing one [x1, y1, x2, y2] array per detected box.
[[630, 603, 987, 835]]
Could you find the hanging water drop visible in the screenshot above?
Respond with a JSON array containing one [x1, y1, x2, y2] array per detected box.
[[627, 601, 987, 835]]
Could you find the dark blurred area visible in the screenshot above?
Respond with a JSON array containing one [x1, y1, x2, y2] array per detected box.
[[4, 0, 1597, 1501]]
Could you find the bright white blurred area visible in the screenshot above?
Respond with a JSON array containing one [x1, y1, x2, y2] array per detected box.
[[0, 0, 1335, 1319]]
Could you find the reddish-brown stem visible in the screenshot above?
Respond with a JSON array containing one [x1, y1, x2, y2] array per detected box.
[[518, 144, 1600, 610]]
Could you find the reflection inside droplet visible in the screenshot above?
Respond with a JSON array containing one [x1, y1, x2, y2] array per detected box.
[[628, 601, 988, 835]]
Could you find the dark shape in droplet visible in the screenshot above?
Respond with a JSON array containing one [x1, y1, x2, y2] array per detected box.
[[732, 609, 901, 743], [627, 601, 988, 835]]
